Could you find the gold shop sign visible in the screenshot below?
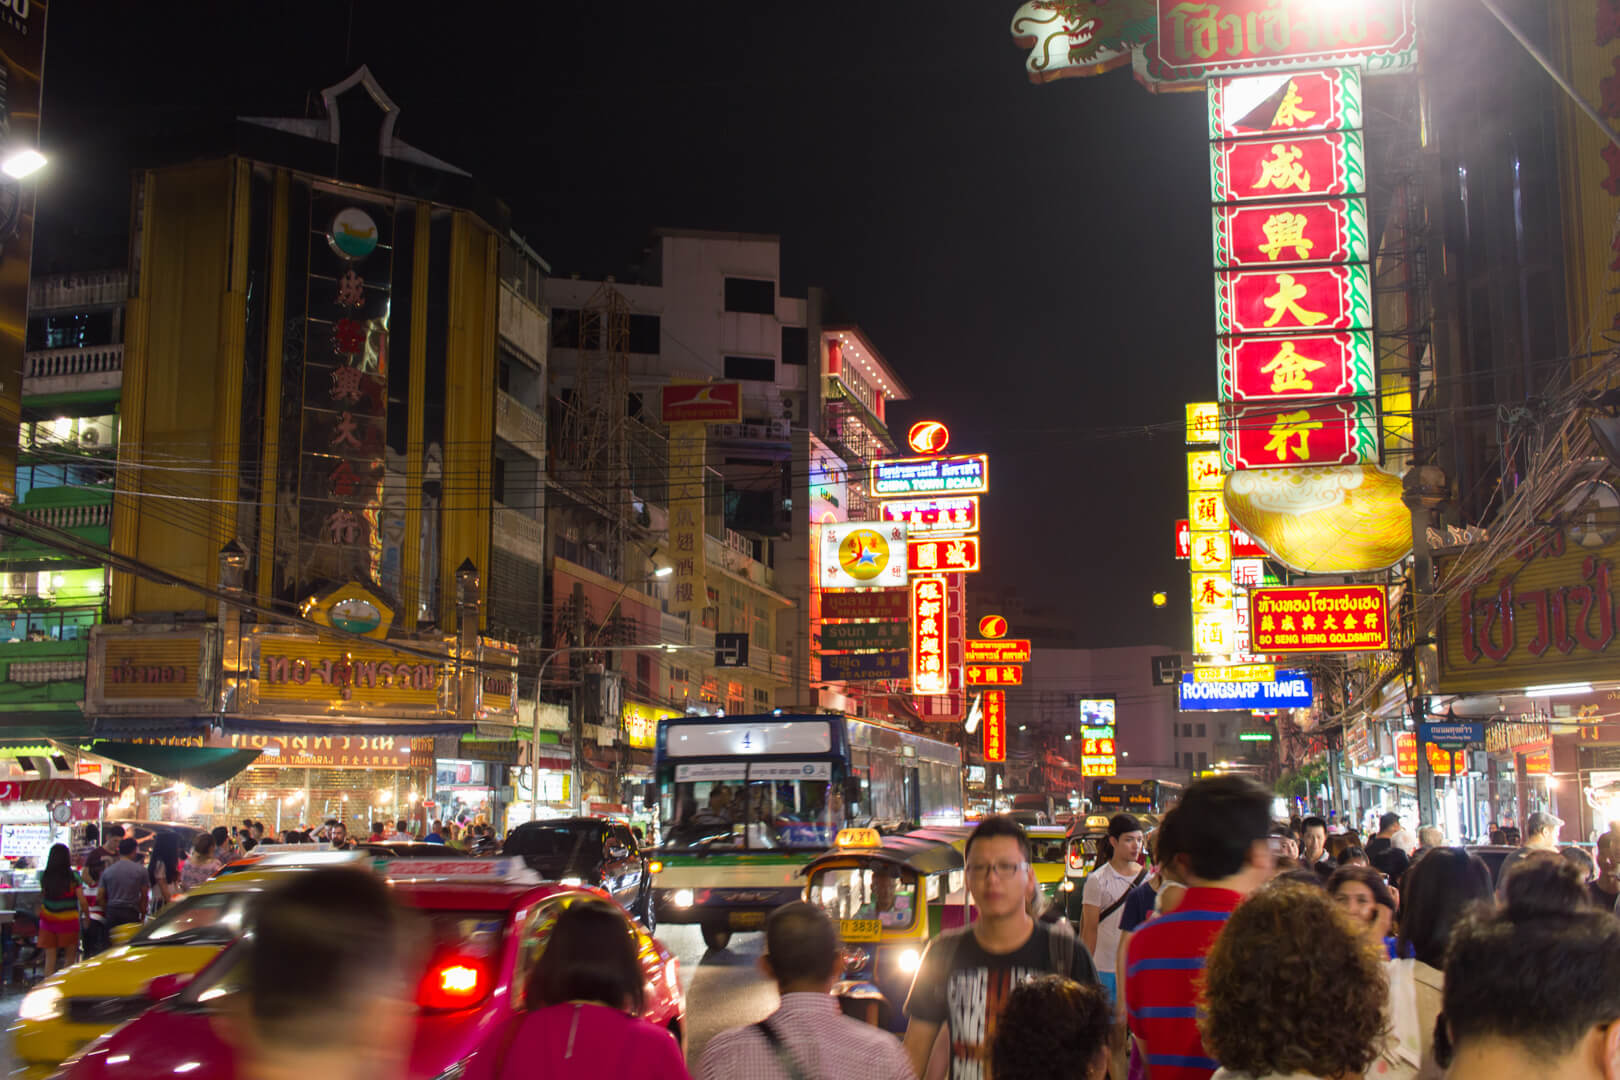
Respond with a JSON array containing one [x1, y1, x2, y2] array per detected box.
[[99, 632, 204, 702], [135, 731, 416, 770], [255, 634, 446, 708]]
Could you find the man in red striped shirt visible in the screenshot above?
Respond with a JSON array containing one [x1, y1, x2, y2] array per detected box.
[[1123, 776, 1273, 1080]]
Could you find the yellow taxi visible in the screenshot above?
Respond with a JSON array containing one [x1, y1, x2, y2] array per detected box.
[[9, 856, 358, 1079], [1025, 825, 1070, 913]]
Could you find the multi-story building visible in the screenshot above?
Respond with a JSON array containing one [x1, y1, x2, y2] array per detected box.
[[0, 271, 126, 758], [23, 67, 549, 832]]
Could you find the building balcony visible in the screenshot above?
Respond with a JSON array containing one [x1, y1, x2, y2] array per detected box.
[[496, 389, 545, 458], [18, 498, 111, 532], [30, 271, 127, 312], [498, 282, 548, 366], [493, 503, 544, 563], [24, 344, 123, 398], [0, 638, 90, 710]]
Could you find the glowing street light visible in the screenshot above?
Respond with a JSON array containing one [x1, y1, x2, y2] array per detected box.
[[1151, 591, 1168, 608]]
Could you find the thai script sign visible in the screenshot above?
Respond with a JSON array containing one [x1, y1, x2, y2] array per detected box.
[[1148, 0, 1417, 82], [870, 454, 989, 498], [256, 635, 445, 707], [822, 589, 909, 621], [964, 639, 1033, 664], [820, 621, 910, 652], [97, 633, 203, 703], [881, 495, 980, 535]]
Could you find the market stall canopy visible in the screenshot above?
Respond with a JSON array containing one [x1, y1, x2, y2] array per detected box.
[[89, 742, 262, 789], [0, 778, 118, 801]]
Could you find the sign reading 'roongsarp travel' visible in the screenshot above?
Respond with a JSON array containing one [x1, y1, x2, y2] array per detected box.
[[1250, 584, 1388, 652]]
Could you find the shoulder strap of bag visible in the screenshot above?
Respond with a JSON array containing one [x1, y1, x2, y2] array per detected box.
[[755, 1019, 810, 1080], [1098, 868, 1148, 923]]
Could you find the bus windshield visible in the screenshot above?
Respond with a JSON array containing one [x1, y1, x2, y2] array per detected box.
[[661, 777, 843, 852]]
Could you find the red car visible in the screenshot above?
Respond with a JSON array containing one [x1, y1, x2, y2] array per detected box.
[[55, 860, 686, 1080]]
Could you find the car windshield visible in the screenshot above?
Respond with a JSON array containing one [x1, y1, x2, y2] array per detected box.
[[1029, 838, 1066, 864], [502, 824, 603, 859], [660, 778, 840, 852], [131, 891, 254, 947], [810, 864, 919, 931]]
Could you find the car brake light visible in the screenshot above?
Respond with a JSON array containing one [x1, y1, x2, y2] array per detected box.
[[418, 958, 488, 1010]]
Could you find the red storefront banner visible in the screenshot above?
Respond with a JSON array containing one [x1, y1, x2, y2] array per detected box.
[[1426, 743, 1468, 775], [911, 576, 949, 694], [983, 690, 1007, 763], [1150, 1, 1417, 83], [1212, 198, 1368, 268], [964, 639, 1032, 663], [1395, 732, 1418, 777], [1215, 265, 1372, 336], [661, 382, 742, 424], [881, 495, 980, 535], [1223, 399, 1377, 470], [966, 664, 1024, 686], [1250, 584, 1390, 653], [822, 588, 909, 621], [1208, 67, 1360, 139], [1211, 130, 1364, 203], [1219, 330, 1376, 402], [908, 536, 981, 574]]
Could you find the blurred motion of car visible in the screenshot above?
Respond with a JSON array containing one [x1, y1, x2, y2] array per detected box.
[[7, 862, 316, 1080], [502, 817, 653, 926], [54, 858, 685, 1080]]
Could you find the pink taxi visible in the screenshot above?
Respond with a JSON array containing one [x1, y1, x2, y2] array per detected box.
[[55, 859, 685, 1080]]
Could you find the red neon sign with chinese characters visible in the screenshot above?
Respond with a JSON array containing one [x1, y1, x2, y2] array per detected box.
[[983, 690, 1006, 763], [1178, 521, 1268, 560], [881, 496, 979, 535], [911, 576, 949, 694], [1216, 265, 1372, 336], [1211, 131, 1364, 203], [966, 665, 1024, 686], [1395, 732, 1418, 777], [1219, 330, 1375, 403], [908, 536, 981, 574], [1208, 68, 1359, 139], [1224, 400, 1374, 470], [1250, 585, 1390, 653], [1212, 199, 1366, 269]]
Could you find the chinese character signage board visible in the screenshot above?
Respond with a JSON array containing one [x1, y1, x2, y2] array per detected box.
[[870, 454, 989, 498], [908, 536, 981, 574], [819, 521, 908, 589], [1212, 199, 1368, 269], [1215, 265, 1373, 336], [1186, 401, 1221, 444], [966, 664, 1024, 686], [1437, 521, 1620, 694], [1208, 67, 1363, 139], [668, 425, 708, 613], [1191, 572, 1235, 613], [1189, 530, 1231, 573], [1187, 450, 1224, 491], [1395, 731, 1418, 777], [1148, 0, 1417, 82], [1193, 611, 1237, 654], [1250, 585, 1389, 652], [1219, 330, 1375, 402], [821, 651, 911, 682], [983, 690, 1007, 763], [911, 576, 949, 694], [1178, 670, 1313, 711], [1424, 742, 1467, 775], [1211, 131, 1365, 203], [881, 495, 980, 535], [964, 639, 1032, 663], [820, 621, 910, 652], [661, 382, 743, 424], [1223, 399, 1377, 470]]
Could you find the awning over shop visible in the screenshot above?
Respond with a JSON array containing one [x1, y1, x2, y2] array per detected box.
[[91, 716, 479, 739], [89, 741, 264, 789], [3, 777, 117, 801]]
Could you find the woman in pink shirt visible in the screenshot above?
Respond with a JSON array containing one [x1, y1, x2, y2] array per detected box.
[[470, 900, 689, 1080]]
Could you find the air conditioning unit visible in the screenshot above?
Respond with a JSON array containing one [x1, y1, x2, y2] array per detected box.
[[768, 419, 790, 438], [715, 423, 742, 440], [781, 394, 803, 422]]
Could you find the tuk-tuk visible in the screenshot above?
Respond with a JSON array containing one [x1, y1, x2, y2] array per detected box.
[[1025, 825, 1070, 914], [1060, 814, 1113, 921], [801, 827, 968, 1031]]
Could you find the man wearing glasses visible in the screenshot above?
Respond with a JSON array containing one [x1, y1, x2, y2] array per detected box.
[[903, 816, 1098, 1079]]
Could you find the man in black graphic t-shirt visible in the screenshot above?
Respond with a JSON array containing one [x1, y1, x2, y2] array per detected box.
[[904, 817, 1099, 1080]]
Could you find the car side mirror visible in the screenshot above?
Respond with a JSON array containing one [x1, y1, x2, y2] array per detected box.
[[109, 923, 139, 946]]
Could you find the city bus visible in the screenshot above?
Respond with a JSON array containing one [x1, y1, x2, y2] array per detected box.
[[1093, 778, 1185, 818], [650, 712, 964, 949]]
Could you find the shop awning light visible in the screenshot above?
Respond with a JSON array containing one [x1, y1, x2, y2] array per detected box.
[[1524, 682, 1592, 697]]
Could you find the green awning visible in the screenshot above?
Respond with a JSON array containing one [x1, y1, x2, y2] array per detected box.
[[89, 741, 263, 789]]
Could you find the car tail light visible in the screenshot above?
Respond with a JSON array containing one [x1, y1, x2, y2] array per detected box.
[[418, 957, 490, 1011]]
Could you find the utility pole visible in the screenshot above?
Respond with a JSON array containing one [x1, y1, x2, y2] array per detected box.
[[571, 581, 586, 814]]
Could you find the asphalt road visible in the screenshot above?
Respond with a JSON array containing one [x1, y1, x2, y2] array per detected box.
[[659, 923, 778, 1067]]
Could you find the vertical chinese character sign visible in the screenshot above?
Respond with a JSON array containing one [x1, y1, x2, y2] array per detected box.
[[301, 200, 391, 592], [911, 575, 948, 694], [983, 689, 1007, 763], [667, 423, 706, 615], [1209, 68, 1378, 472]]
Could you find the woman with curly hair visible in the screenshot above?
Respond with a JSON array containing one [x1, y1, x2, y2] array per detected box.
[[991, 975, 1112, 1080], [1201, 881, 1387, 1080]]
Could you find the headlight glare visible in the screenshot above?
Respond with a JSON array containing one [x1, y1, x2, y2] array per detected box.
[[18, 985, 62, 1022]]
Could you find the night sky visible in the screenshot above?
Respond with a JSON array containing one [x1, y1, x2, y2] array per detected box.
[[36, 2, 1214, 647]]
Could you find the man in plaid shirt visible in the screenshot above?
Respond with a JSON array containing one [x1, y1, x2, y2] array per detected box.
[[697, 902, 912, 1080]]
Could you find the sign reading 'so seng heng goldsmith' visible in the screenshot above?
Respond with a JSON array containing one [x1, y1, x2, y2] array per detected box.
[[1250, 584, 1388, 652]]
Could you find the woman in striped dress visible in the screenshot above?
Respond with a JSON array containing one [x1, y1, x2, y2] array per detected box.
[[37, 843, 84, 977]]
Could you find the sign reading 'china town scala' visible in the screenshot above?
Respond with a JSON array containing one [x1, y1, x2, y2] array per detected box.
[[1250, 585, 1389, 652]]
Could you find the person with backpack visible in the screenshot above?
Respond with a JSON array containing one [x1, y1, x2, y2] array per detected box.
[[903, 815, 1099, 1079], [1080, 813, 1146, 1007], [697, 902, 911, 1080]]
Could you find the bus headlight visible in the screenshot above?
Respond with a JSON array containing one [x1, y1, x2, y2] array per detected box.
[[672, 889, 694, 908], [896, 948, 922, 974]]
